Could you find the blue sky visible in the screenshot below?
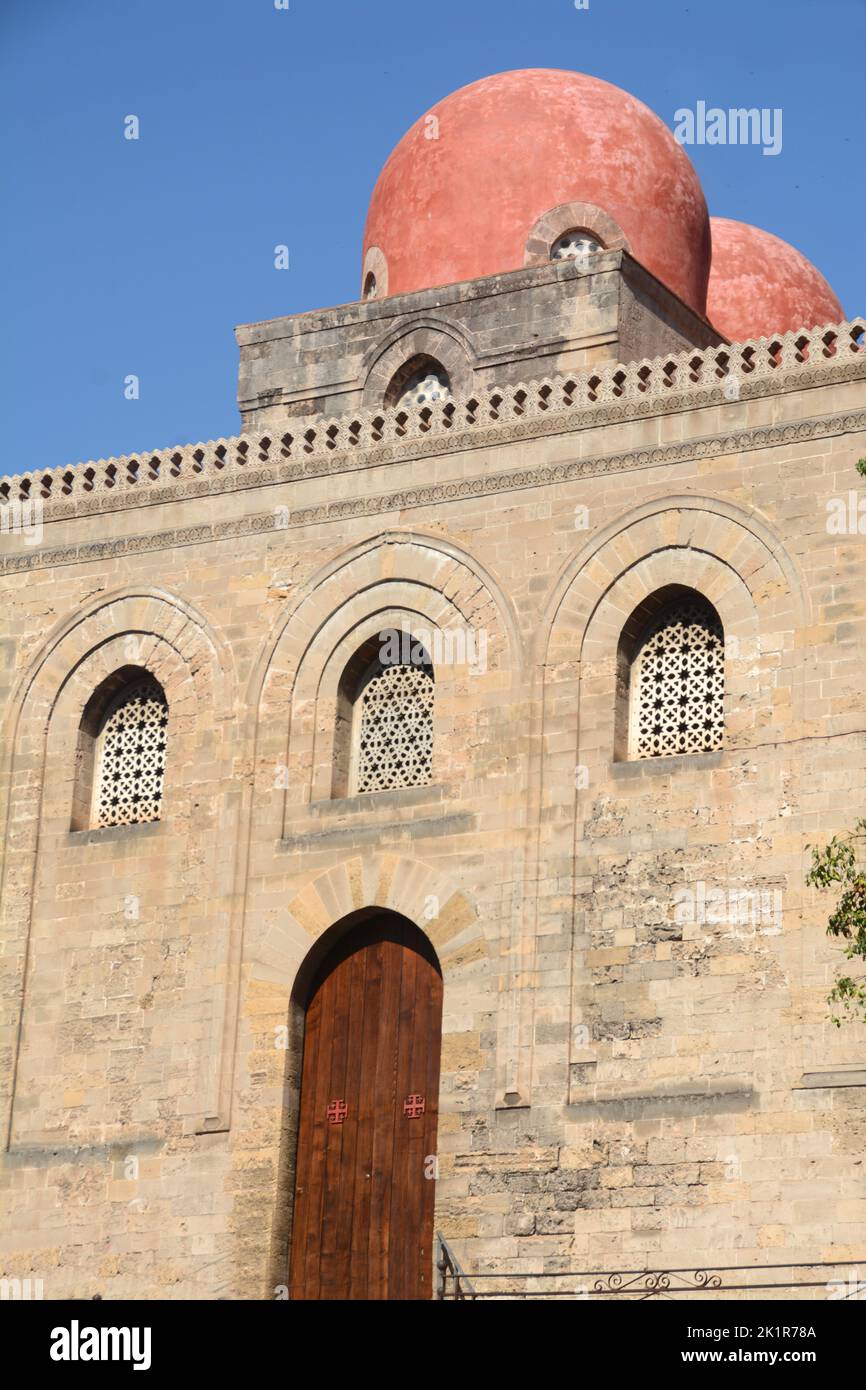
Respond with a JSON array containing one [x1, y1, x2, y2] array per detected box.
[[3, 0, 863, 472]]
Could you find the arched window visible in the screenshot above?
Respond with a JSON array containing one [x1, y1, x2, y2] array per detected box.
[[616, 587, 725, 761], [550, 228, 603, 262], [333, 634, 434, 797], [385, 354, 452, 410], [71, 667, 168, 830]]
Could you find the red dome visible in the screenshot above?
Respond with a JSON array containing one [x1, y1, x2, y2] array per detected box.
[[708, 218, 843, 342], [363, 69, 711, 315]]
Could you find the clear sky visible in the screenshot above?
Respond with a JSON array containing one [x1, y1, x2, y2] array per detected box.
[[3, 0, 864, 473]]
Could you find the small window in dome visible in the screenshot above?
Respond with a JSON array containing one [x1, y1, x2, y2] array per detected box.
[[551, 229, 603, 263], [364, 271, 378, 300]]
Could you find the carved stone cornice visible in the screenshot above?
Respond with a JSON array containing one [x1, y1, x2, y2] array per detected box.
[[4, 404, 865, 575], [1, 319, 863, 524]]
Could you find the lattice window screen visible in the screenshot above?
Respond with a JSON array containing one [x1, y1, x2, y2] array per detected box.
[[630, 598, 724, 759], [354, 662, 434, 794], [397, 368, 451, 410], [93, 677, 168, 827]]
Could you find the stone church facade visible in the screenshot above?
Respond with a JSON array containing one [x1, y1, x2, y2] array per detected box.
[[1, 69, 865, 1300]]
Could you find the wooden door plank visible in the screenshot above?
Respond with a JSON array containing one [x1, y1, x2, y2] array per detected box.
[[389, 934, 419, 1299], [403, 941, 434, 1299], [318, 948, 352, 1298], [287, 985, 321, 1298], [418, 948, 443, 1298], [302, 971, 338, 1300], [348, 931, 383, 1300], [292, 977, 331, 1299], [367, 923, 403, 1300], [334, 936, 368, 1299]]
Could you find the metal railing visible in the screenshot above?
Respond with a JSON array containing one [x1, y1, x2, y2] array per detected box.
[[434, 1251, 866, 1301], [435, 1233, 478, 1300]]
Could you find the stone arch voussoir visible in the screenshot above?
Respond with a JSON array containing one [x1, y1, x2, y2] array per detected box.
[[541, 497, 807, 672], [361, 320, 475, 408], [256, 855, 486, 988]]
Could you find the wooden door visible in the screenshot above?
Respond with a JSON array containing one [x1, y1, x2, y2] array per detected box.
[[288, 916, 443, 1300]]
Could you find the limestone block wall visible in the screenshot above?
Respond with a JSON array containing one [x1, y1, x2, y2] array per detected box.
[[235, 253, 720, 429], [0, 320, 865, 1298]]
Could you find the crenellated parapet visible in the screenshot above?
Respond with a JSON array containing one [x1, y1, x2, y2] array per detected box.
[[2, 318, 863, 516]]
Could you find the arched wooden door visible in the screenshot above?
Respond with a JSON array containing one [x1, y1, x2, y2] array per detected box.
[[288, 915, 443, 1300]]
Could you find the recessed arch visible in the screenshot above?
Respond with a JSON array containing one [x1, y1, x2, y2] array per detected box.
[[383, 353, 452, 409], [1, 586, 230, 893], [550, 540, 766, 783], [0, 587, 234, 1148], [525, 495, 811, 1110], [290, 905, 441, 1015], [246, 532, 519, 815], [538, 493, 809, 671], [207, 534, 513, 1136], [361, 320, 474, 408], [361, 244, 388, 301], [251, 530, 521, 712], [530, 493, 808, 842], [524, 201, 631, 267], [263, 865, 486, 1300]]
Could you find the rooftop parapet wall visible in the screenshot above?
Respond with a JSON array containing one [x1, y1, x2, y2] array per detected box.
[[1, 319, 863, 518], [235, 252, 721, 425]]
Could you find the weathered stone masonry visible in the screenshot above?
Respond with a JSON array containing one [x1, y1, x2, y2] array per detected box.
[[1, 271, 865, 1297]]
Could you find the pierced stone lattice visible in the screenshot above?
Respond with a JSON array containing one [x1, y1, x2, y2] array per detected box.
[[551, 229, 602, 262], [3, 316, 861, 511], [632, 599, 724, 759], [397, 368, 452, 409], [3, 318, 862, 512], [355, 662, 434, 794], [94, 678, 168, 827]]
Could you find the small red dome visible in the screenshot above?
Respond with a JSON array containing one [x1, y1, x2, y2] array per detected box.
[[363, 69, 711, 315], [707, 218, 843, 341]]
